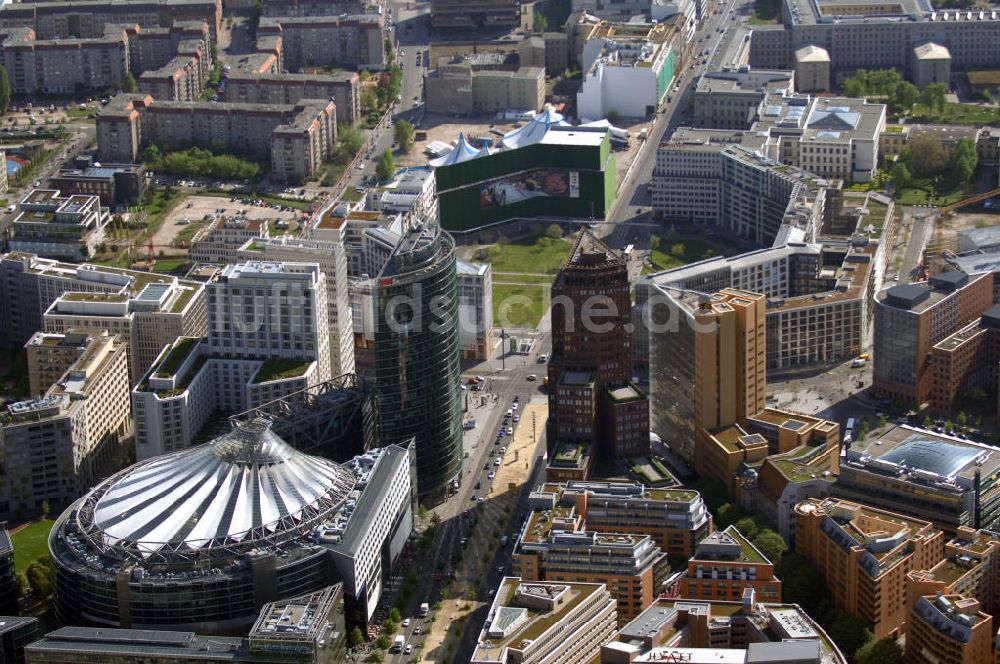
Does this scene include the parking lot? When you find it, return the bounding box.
[152,194,304,254]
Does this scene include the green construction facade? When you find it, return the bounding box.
[656,48,677,103]
[435,132,617,232]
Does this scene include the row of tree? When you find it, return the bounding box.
[889,135,978,189]
[142,144,261,180]
[841,69,948,114]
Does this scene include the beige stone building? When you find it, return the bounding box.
[425,60,544,115]
[257,15,387,71]
[0,0,221,39]
[0,331,130,518]
[224,71,360,126]
[25,329,99,397]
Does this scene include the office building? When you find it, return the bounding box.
[0,253,207,356]
[43,276,207,385]
[471,578,617,664]
[0,617,39,664]
[0,525,17,615]
[794,497,944,639]
[50,418,412,632]
[528,481,713,559]
[434,120,617,231]
[241,235,355,378]
[834,425,1000,534]
[26,585,346,663]
[97,94,337,182]
[747,0,1000,88]
[1,331,130,519]
[907,594,994,664]
[189,217,269,265]
[25,329,94,397]
[374,223,462,499]
[456,261,494,361]
[693,67,795,129]
[368,168,438,221]
[747,457,836,542]
[11,189,109,260]
[257,15,386,71]
[929,304,1000,414]
[601,594,847,664]
[0,0,222,39]
[646,288,765,469]
[679,526,781,603]
[425,58,544,116]
[430,0,520,29]
[576,21,678,119]
[873,271,994,406]
[132,261,332,459]
[907,527,1000,617]
[549,231,648,460]
[49,164,146,207]
[224,70,360,126]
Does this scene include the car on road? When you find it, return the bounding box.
[488,471,496,479]
[402,618,410,627]
[527,374,537,381]
[537,354,547,363]
[494,458,501,466]
[506,427,513,435]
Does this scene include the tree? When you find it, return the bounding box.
[367,651,384,663]
[247,0,262,41]
[855,637,904,664]
[376,149,395,181]
[122,73,138,93]
[533,12,548,32]
[922,415,932,428]
[919,82,948,113]
[375,633,391,650]
[0,64,9,115]
[385,37,395,65]
[951,136,978,185]
[859,416,870,440]
[349,626,365,648]
[545,224,563,239]
[945,420,954,434]
[361,88,378,113]
[877,414,887,430]
[715,502,748,528]
[892,80,919,111]
[389,607,402,623]
[826,612,873,659]
[752,529,787,564]
[338,123,364,156]
[956,411,968,428]
[394,119,415,153]
[41,500,50,518]
[909,134,950,177]
[889,161,911,189]
[606,110,620,125]
[26,561,53,597]
[734,517,760,540]
[16,571,29,597]
[143,144,162,163]
[650,234,661,251]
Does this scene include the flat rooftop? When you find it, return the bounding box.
[847,426,1000,481]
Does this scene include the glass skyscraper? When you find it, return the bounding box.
[374,222,462,498]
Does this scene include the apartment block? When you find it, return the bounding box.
[549,232,648,460]
[693,67,795,129]
[794,497,945,639]
[430,0,520,29]
[873,271,994,407]
[529,481,713,559]
[11,189,109,260]
[907,595,994,664]
[43,276,207,385]
[471,578,618,664]
[747,0,1000,86]
[679,526,782,603]
[928,304,1000,414]
[240,235,355,377]
[835,425,1000,534]
[425,59,544,115]
[0,332,130,518]
[97,93,337,182]
[25,330,95,397]
[748,457,836,542]
[0,253,207,358]
[189,217,268,265]
[456,261,493,362]
[224,70,360,126]
[601,594,848,664]
[257,15,386,71]
[907,527,1000,617]
[0,0,222,39]
[132,262,332,459]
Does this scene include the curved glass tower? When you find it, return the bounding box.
[374,222,462,498]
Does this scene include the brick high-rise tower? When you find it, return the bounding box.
[547,231,648,460]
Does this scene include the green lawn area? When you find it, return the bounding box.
[482,237,573,275]
[492,273,555,285]
[260,195,311,211]
[493,283,548,328]
[909,102,1000,126]
[340,188,364,203]
[895,178,969,206]
[647,237,734,272]
[12,519,54,575]
[153,257,190,274]
[747,12,778,24]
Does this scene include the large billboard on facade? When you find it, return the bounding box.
[479,169,580,208]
